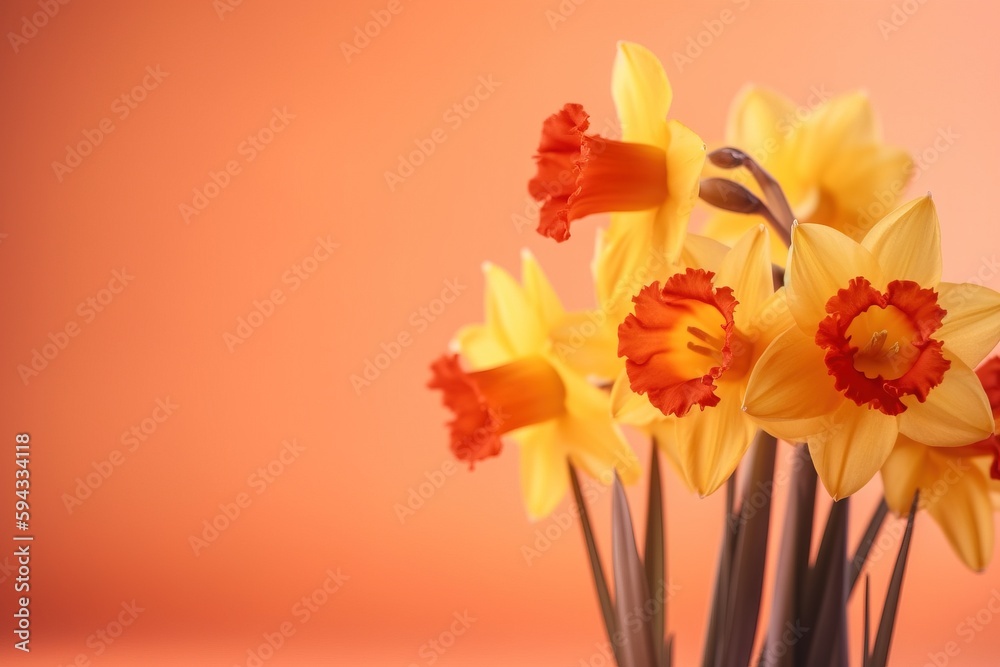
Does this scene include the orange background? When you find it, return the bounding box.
[2,0,999,665]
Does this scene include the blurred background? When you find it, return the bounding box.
[2,0,998,664]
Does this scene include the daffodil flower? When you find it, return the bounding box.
[744,196,1000,499]
[702,86,912,263]
[528,41,704,265]
[880,358,1000,571]
[428,251,640,519]
[550,224,731,384]
[613,225,790,495]
[881,440,994,571]
[971,356,1000,482]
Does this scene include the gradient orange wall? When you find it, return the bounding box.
[2,0,999,665]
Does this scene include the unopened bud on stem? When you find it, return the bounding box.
[698,177,792,247]
[707,147,796,239]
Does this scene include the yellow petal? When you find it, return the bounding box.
[795,92,878,165]
[716,224,773,328]
[516,422,568,520]
[673,382,757,496]
[882,438,995,570]
[560,414,642,487]
[753,414,839,445]
[743,328,842,423]
[656,119,705,262]
[879,435,925,515]
[813,144,913,242]
[935,281,1000,368]
[550,310,621,381]
[702,211,791,269]
[741,306,834,443]
[722,105,802,199]
[679,232,730,274]
[860,196,941,286]
[739,288,795,355]
[610,369,664,426]
[520,249,565,329]
[452,323,510,368]
[882,436,993,571]
[612,41,671,147]
[725,85,796,160]
[808,400,897,499]
[924,453,994,571]
[558,363,642,485]
[786,223,883,329]
[898,354,994,447]
[483,261,544,356]
[594,215,659,326]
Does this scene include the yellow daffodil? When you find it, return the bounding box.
[881,439,995,571]
[744,196,1000,499]
[428,250,640,519]
[881,357,1000,571]
[528,41,704,266]
[551,224,731,384]
[702,86,912,263]
[531,41,708,395]
[612,225,791,495]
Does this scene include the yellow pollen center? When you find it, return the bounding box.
[687,326,725,364]
[846,306,918,380]
[663,301,728,380]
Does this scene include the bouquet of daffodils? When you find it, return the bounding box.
[429,42,1000,667]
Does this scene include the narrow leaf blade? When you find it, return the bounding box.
[569,463,620,666]
[805,497,849,667]
[612,472,658,667]
[644,443,667,667]
[702,474,741,667]
[761,444,816,667]
[720,432,777,667]
[869,493,919,667]
[863,576,871,667]
[849,498,889,595]
[800,482,854,663]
